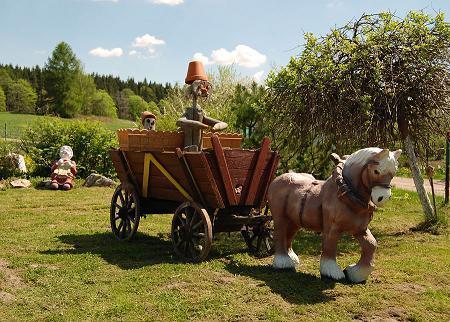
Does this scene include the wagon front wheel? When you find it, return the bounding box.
[110,184,141,241]
[171,202,212,262]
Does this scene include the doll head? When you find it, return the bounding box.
[59,146,73,160]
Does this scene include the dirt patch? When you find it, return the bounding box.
[0,259,24,288]
[161,281,189,290]
[353,307,408,321]
[389,283,426,294]
[0,291,16,304]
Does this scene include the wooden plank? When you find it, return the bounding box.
[121,151,142,195]
[150,187,186,202]
[244,138,270,205]
[258,152,280,208]
[211,135,237,206]
[147,153,194,202]
[198,153,225,208]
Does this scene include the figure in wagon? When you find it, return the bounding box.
[268,148,401,283]
[176,61,228,152]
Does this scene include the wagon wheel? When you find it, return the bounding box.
[242,219,274,258]
[110,184,141,241]
[171,202,212,262]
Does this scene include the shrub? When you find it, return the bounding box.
[21,118,118,178]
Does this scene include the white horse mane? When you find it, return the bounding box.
[344,147,398,174]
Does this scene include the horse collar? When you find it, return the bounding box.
[334,161,377,213]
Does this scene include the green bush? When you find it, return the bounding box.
[21,119,118,178]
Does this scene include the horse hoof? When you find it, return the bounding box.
[319,258,345,280]
[273,254,297,270]
[344,264,373,283]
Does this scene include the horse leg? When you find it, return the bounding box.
[286,222,300,266]
[272,211,296,270]
[344,229,377,283]
[320,227,345,280]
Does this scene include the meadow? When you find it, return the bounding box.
[0,186,448,321]
[0,112,134,139]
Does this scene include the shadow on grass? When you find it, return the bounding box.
[41,232,176,269]
[292,230,359,256]
[224,262,338,305]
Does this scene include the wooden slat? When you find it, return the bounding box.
[244,138,270,205]
[258,152,280,208]
[198,152,225,208]
[211,135,237,206]
[121,151,142,194]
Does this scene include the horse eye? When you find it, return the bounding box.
[374,170,380,175]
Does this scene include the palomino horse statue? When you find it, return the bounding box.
[268,148,401,283]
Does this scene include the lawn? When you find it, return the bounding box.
[0,186,448,321]
[0,112,134,139]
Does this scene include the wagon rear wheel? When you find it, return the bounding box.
[171,202,212,262]
[242,219,274,258]
[110,184,141,241]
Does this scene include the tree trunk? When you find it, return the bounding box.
[403,135,436,222]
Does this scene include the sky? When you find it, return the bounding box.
[0,0,449,85]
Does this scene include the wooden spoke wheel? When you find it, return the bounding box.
[110,184,141,241]
[241,219,274,258]
[171,202,212,262]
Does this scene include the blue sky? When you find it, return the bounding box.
[1,0,449,85]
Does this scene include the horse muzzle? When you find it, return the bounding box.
[371,185,392,207]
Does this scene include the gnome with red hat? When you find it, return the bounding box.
[176,61,228,151]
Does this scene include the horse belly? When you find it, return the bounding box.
[300,190,323,232]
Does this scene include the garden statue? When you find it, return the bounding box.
[176,61,228,152]
[50,145,77,191]
[141,111,156,130]
[268,147,401,283]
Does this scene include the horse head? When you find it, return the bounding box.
[343,148,402,207]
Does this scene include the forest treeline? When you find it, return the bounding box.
[0,42,172,120]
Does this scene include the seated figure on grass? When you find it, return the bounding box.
[176,61,227,152]
[50,146,77,191]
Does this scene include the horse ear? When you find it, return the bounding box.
[373,149,390,161]
[393,149,402,160]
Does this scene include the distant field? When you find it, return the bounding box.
[0,112,135,139]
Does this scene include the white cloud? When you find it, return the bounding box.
[193,52,212,65]
[193,45,266,68]
[131,34,165,57]
[151,0,183,5]
[252,70,264,83]
[89,47,123,58]
[129,50,138,56]
[132,34,165,48]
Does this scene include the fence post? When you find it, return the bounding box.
[445,131,450,204]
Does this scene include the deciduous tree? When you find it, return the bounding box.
[266,11,450,225]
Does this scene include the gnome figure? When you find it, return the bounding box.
[176,61,228,152]
[50,146,77,191]
[141,111,156,130]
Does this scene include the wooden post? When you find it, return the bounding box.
[445,131,450,204]
[211,134,237,206]
[244,137,270,205]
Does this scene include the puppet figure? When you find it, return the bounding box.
[176,61,228,152]
[50,145,77,191]
[141,111,157,130]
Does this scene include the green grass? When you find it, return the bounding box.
[0,187,448,321]
[0,112,134,139]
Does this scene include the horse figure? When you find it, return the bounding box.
[268,148,401,283]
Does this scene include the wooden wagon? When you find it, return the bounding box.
[110,129,279,262]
